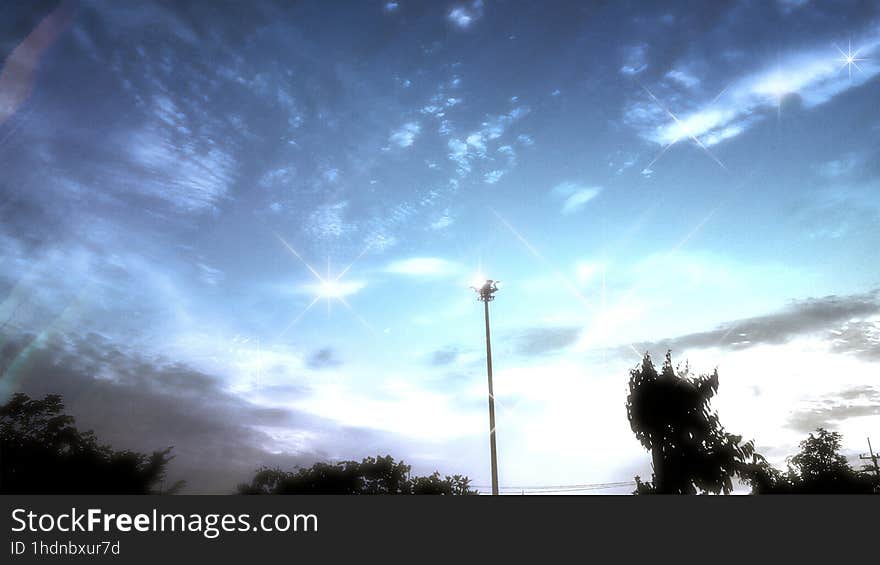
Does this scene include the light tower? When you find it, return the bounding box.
[472,279,500,495]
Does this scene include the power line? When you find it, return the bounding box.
[502,481,635,491]
[473,481,636,494]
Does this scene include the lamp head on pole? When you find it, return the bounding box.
[471,279,500,302]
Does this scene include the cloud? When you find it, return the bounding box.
[483,106,530,140]
[126,120,238,211]
[632,291,880,354]
[304,201,354,239]
[787,386,880,433]
[466,132,486,153]
[385,257,460,277]
[259,165,297,189]
[484,170,504,184]
[777,0,809,13]
[362,231,398,252]
[516,326,582,356]
[829,319,880,361]
[445,105,529,181]
[552,182,602,214]
[389,122,421,147]
[625,29,880,147]
[448,1,484,29]
[620,43,648,76]
[4,6,286,218]
[517,134,534,146]
[815,152,866,180]
[322,168,340,184]
[497,145,516,165]
[561,190,601,214]
[429,211,454,230]
[447,138,471,174]
[665,69,700,89]
[306,347,342,370]
[428,347,459,366]
[0,332,355,493]
[196,263,224,286]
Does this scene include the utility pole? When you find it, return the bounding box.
[473,279,500,495]
[859,437,880,483]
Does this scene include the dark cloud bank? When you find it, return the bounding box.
[0,332,396,493]
[633,290,880,357]
[512,291,880,361]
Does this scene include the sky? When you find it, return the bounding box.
[1,0,879,494]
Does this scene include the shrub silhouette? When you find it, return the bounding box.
[0,393,182,494]
[238,455,476,495]
[743,428,878,494]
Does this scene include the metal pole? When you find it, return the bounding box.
[484,298,499,496]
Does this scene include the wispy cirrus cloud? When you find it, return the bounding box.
[429,211,454,231]
[625,29,880,147]
[304,202,354,239]
[127,122,237,211]
[484,170,504,184]
[446,106,530,177]
[196,263,224,286]
[777,0,809,14]
[553,182,602,214]
[448,1,484,29]
[389,121,421,148]
[620,43,649,76]
[665,68,700,89]
[815,151,870,180]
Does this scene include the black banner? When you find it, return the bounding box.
[1,495,875,563]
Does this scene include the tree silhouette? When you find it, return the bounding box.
[626,351,755,494]
[237,455,476,495]
[743,428,877,494]
[0,393,182,494]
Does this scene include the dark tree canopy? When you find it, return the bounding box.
[237,455,476,495]
[743,428,878,494]
[0,393,181,494]
[626,351,755,494]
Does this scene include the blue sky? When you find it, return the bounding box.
[1,0,879,493]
